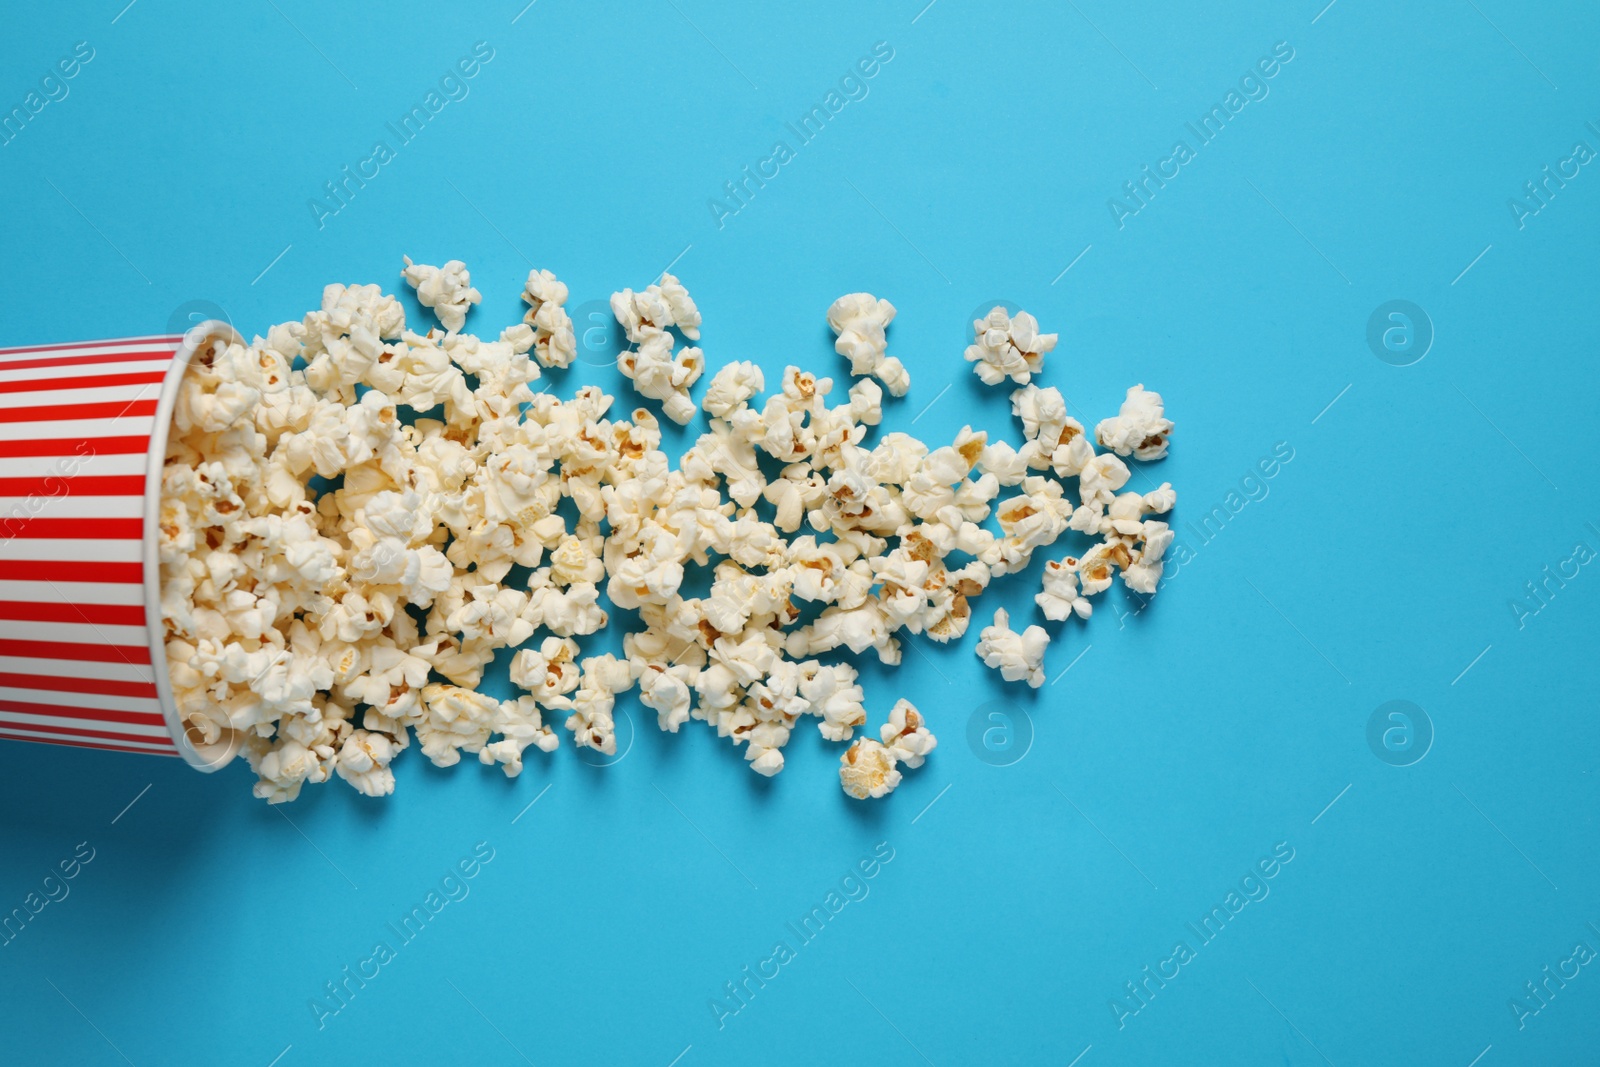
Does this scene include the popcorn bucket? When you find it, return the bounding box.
[0,324,243,771]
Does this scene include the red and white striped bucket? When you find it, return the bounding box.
[0,324,242,771]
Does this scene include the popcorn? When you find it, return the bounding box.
[525,571,608,636]
[565,653,635,754]
[518,268,578,368]
[992,476,1073,576]
[479,696,560,777]
[613,274,706,424]
[839,738,902,799]
[702,360,765,418]
[838,695,935,800]
[879,699,936,768]
[965,307,1057,386]
[509,637,583,702]
[1036,556,1093,621]
[619,335,704,425]
[827,293,909,397]
[979,440,1029,486]
[611,272,701,342]
[636,663,697,732]
[248,736,330,804]
[1122,521,1173,595]
[416,685,498,767]
[1077,453,1131,508]
[1143,483,1177,515]
[800,662,867,741]
[401,257,481,333]
[976,608,1050,687]
[335,730,399,797]
[1076,542,1129,597]
[1095,384,1172,461]
[743,659,809,776]
[1010,384,1069,457]
[162,268,1176,802]
[445,584,535,647]
[848,378,883,427]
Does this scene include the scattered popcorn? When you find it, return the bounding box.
[401,257,481,332]
[879,699,936,768]
[1122,521,1173,594]
[839,738,902,800]
[827,293,910,397]
[508,637,582,703]
[564,653,635,755]
[619,338,704,425]
[965,307,1057,386]
[335,730,399,798]
[479,696,560,778]
[838,696,937,800]
[702,360,765,418]
[976,608,1050,688]
[1095,384,1172,461]
[161,269,1176,803]
[516,268,577,368]
[613,273,706,424]
[1036,556,1092,621]
[611,271,701,342]
[416,684,499,767]
[801,662,866,742]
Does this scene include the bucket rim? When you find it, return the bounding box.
[144,321,246,773]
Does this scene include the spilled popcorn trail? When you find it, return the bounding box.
[160,261,1174,802]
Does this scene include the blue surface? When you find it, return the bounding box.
[3,1,1599,1064]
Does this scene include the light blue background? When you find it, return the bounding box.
[3,1,1598,1064]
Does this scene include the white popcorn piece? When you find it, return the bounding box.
[656,274,703,339]
[525,571,609,636]
[827,293,909,397]
[839,738,902,800]
[479,696,559,777]
[702,360,765,418]
[991,476,1073,576]
[637,662,698,732]
[801,661,867,742]
[335,729,399,797]
[611,271,701,342]
[1077,542,1131,597]
[249,735,332,804]
[401,257,482,333]
[1011,383,1068,451]
[565,653,636,754]
[848,378,883,427]
[879,699,936,768]
[1036,556,1093,621]
[619,336,704,425]
[741,661,808,777]
[509,636,583,702]
[316,282,406,340]
[416,685,498,766]
[976,607,1050,687]
[1095,384,1172,460]
[1122,521,1174,595]
[519,268,578,368]
[1143,482,1177,515]
[1077,453,1131,509]
[446,584,535,647]
[613,274,707,424]
[965,307,1058,386]
[978,440,1029,486]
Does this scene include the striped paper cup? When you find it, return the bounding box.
[0,323,243,771]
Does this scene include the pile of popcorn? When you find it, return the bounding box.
[158,262,1174,803]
